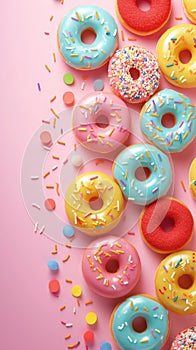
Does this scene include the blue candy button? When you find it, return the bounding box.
[100,342,112,350]
[63,225,75,238]
[47,260,59,271]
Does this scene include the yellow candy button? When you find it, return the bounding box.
[85,312,98,325]
[71,285,82,297]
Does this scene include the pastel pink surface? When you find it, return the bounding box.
[1,1,196,350]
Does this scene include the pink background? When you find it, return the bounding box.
[1,0,196,349]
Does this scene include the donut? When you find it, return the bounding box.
[57,5,118,70]
[170,326,196,349]
[182,0,196,24]
[65,172,124,236]
[189,158,196,199]
[72,92,130,153]
[82,236,141,298]
[155,250,196,314]
[140,89,196,153]
[156,24,196,88]
[108,46,161,104]
[115,0,172,36]
[139,197,194,254]
[112,144,172,205]
[110,294,170,350]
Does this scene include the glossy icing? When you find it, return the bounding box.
[72,92,131,153]
[140,89,196,153]
[189,158,196,199]
[182,0,196,24]
[155,251,196,314]
[82,236,141,298]
[110,295,169,350]
[57,5,118,70]
[65,172,124,236]
[156,24,196,88]
[113,144,172,205]
[108,46,160,104]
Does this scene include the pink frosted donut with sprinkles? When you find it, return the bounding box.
[82,235,141,298]
[170,326,196,350]
[72,92,131,153]
[108,46,161,104]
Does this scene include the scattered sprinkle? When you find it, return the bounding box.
[45,64,51,73]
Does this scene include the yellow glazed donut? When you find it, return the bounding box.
[65,172,124,236]
[182,0,196,24]
[156,24,196,88]
[189,158,196,199]
[155,250,196,314]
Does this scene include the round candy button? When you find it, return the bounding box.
[63,91,75,106]
[47,260,59,271]
[85,312,98,325]
[100,342,112,350]
[83,330,94,343]
[44,198,56,211]
[48,279,60,294]
[71,285,82,297]
[63,225,75,238]
[40,131,52,146]
[63,73,74,85]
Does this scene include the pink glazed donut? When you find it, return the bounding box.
[82,235,141,298]
[72,92,130,153]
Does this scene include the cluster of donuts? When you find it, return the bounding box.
[56,2,196,349]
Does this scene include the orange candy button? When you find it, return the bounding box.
[48,279,60,294]
[63,91,75,107]
[44,198,56,211]
[83,330,94,343]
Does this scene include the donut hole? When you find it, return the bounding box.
[129,67,140,80]
[178,274,194,289]
[105,259,119,273]
[135,167,151,182]
[81,28,97,45]
[161,113,176,128]
[160,216,175,232]
[89,196,103,210]
[136,0,151,12]
[179,50,192,64]
[96,115,110,128]
[132,317,147,333]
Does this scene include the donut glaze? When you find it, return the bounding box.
[108,46,160,104]
[155,251,196,314]
[156,24,196,88]
[140,197,194,254]
[189,158,196,199]
[72,92,130,153]
[110,295,169,350]
[82,236,141,298]
[65,172,124,236]
[182,0,196,24]
[115,0,171,35]
[170,326,196,349]
[140,89,196,153]
[57,5,118,70]
[113,144,172,205]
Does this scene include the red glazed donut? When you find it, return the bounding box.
[140,197,194,253]
[115,0,172,36]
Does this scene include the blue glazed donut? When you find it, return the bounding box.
[112,144,172,205]
[140,89,196,153]
[57,5,118,70]
[110,295,169,350]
